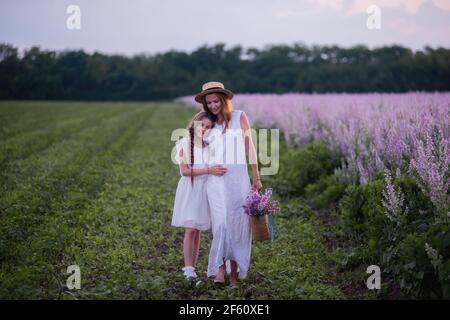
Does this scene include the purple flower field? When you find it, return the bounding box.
[177,93,450,213]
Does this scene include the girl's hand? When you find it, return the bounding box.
[252,177,262,192]
[209,165,227,176]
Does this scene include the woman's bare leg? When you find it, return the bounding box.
[215,261,226,283]
[230,260,238,287]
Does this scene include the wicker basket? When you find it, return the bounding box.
[250,215,270,241]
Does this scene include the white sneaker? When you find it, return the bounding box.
[182,266,197,279]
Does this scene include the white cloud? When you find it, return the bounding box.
[387,18,419,36]
[347,0,427,15]
[307,0,344,10]
[308,0,450,14]
[274,10,304,18]
[432,0,450,11]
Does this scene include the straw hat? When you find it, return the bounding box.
[194,81,234,103]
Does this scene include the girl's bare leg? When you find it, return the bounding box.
[192,230,201,266]
[183,228,197,267]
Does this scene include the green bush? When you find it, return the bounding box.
[271,141,341,197]
[262,132,448,299]
[338,177,385,244]
[337,170,449,299]
[393,225,449,299]
[422,223,450,298]
[304,174,347,209]
[396,174,435,230]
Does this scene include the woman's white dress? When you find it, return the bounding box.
[171,136,211,231]
[206,110,252,279]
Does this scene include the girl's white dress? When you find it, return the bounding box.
[171,136,211,231]
[206,110,252,279]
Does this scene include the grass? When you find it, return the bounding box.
[0,100,360,299]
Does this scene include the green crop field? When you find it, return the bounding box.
[0,101,356,299]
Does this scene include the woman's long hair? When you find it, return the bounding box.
[187,111,217,186]
[201,92,233,134]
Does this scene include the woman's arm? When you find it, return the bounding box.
[240,111,263,191]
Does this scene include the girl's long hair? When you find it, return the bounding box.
[187,111,217,186]
[201,92,233,134]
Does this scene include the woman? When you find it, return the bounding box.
[194,81,262,287]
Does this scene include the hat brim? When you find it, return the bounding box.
[195,88,234,103]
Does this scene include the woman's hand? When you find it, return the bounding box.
[209,165,227,176]
[252,177,262,192]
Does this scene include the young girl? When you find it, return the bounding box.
[171,111,227,279]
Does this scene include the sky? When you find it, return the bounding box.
[1,0,449,56]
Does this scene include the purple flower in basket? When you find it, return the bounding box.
[243,188,280,216]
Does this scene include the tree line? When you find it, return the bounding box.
[0,42,449,101]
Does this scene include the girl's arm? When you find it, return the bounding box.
[180,163,209,177]
[240,111,263,191]
[178,148,226,177]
